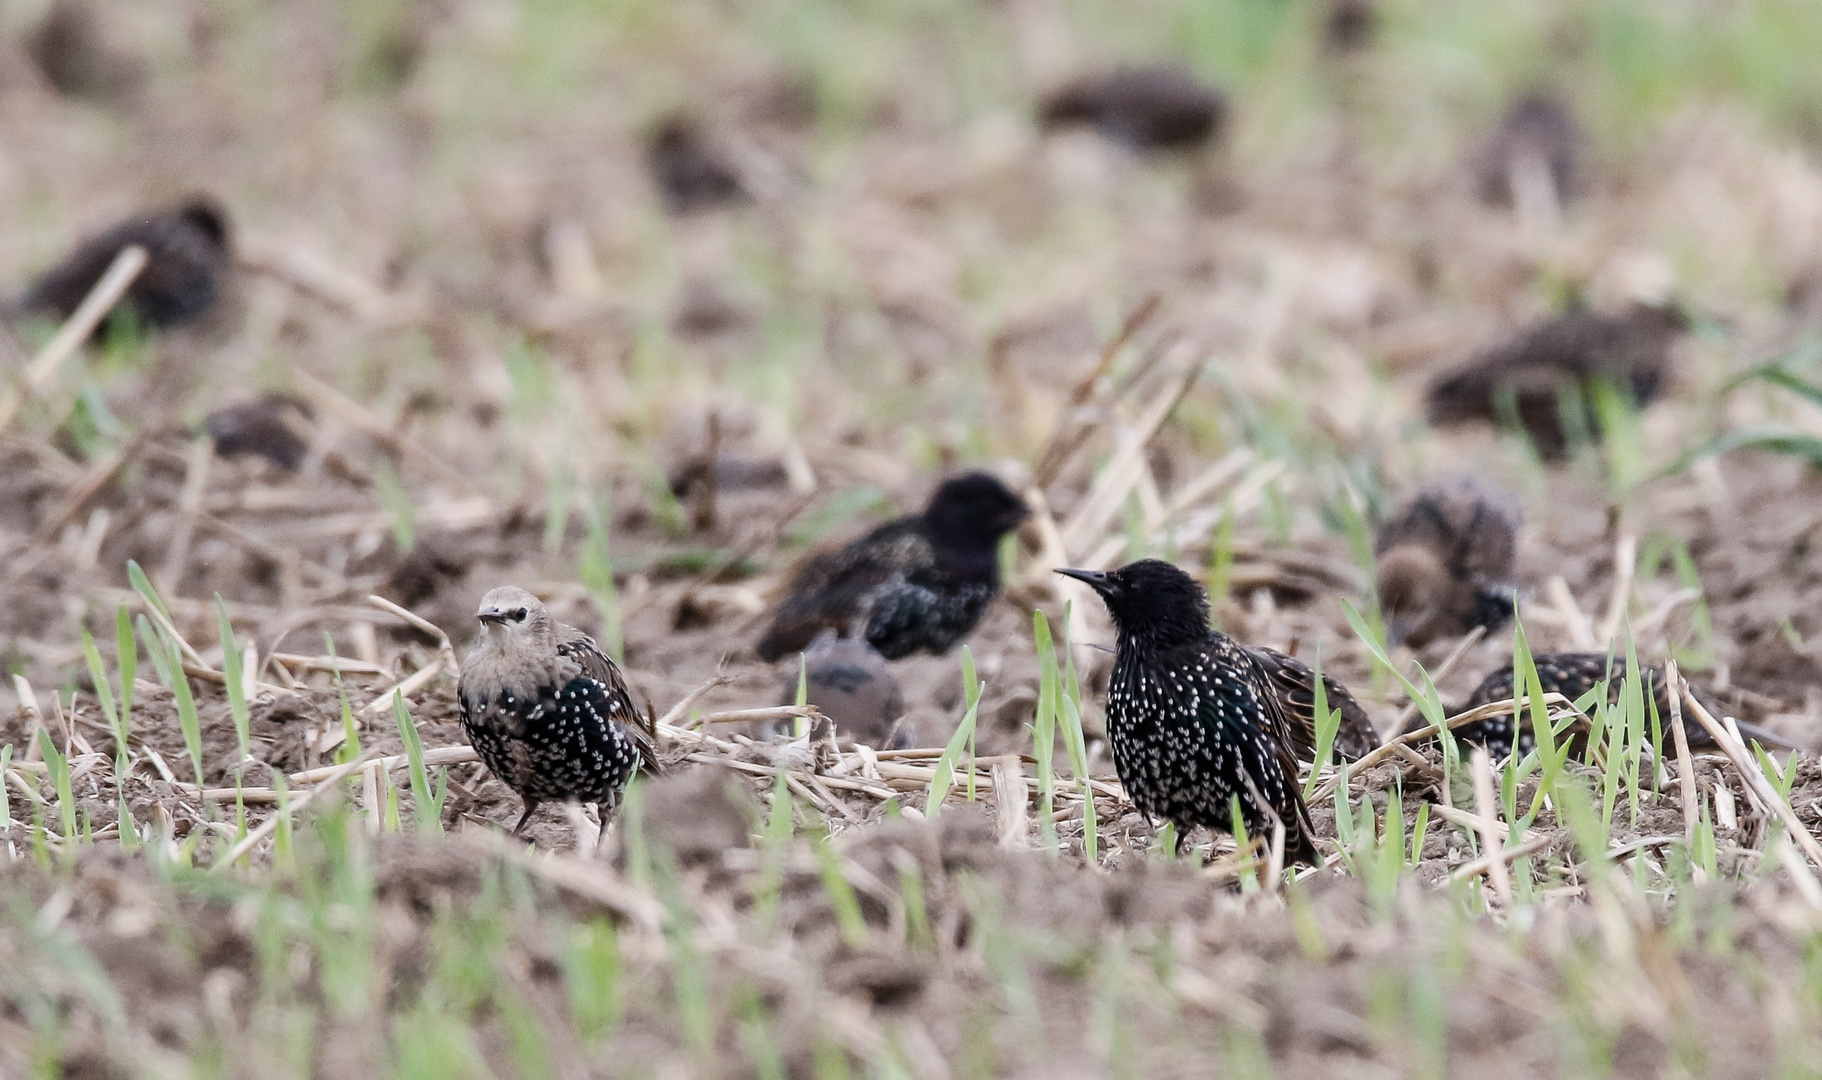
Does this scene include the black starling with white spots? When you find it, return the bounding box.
[1426,303,1689,457]
[1039,67,1226,152]
[1374,476,1521,647]
[18,197,231,334]
[1245,645,1379,761]
[458,586,659,835]
[1402,652,1796,759]
[756,472,1029,662]
[1058,560,1321,865]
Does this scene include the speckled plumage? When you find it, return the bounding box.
[19,198,230,333]
[1060,560,1320,866]
[1245,645,1379,761]
[1375,476,1521,647]
[1403,652,1795,760]
[756,472,1028,662]
[458,586,657,833]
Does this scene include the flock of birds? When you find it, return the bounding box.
[5,5,1778,862]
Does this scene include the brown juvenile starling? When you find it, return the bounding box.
[18,197,231,334]
[458,586,659,834]
[1246,645,1379,761]
[777,630,908,749]
[205,393,314,471]
[756,472,1029,662]
[1426,302,1688,457]
[1474,94,1580,210]
[1374,476,1521,648]
[1058,560,1321,865]
[646,116,747,214]
[1039,66,1226,152]
[1406,652,1796,759]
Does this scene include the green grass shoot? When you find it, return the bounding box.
[217,596,251,765]
[392,695,443,836]
[40,727,78,848]
[1031,609,1060,853]
[1302,646,1340,800]
[167,638,205,788]
[325,634,362,764]
[926,646,982,818]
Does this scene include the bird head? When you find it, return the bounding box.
[474,586,554,649]
[922,472,1030,550]
[1055,559,1210,646]
[1374,545,1453,647]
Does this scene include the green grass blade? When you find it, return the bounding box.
[114,604,135,744]
[1032,610,1059,853]
[40,727,78,847]
[1059,694,1098,865]
[1303,647,1339,799]
[926,672,982,819]
[125,559,172,622]
[217,596,251,764]
[326,633,362,764]
[393,694,442,836]
[137,614,172,688]
[168,641,205,788]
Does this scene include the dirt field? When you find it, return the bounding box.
[5,0,1822,1076]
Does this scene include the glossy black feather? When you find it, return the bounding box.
[1062,560,1320,865]
[20,198,230,333]
[1245,646,1379,761]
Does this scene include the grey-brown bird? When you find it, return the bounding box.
[777,630,908,749]
[1245,645,1379,761]
[1425,303,1689,457]
[1375,477,1521,648]
[1474,94,1580,210]
[1039,66,1226,152]
[457,586,659,835]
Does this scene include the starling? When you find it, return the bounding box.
[1374,476,1521,647]
[458,586,659,834]
[1058,560,1321,865]
[777,630,908,749]
[1426,303,1688,458]
[1039,66,1226,152]
[18,197,231,334]
[1473,94,1580,210]
[646,116,747,213]
[206,393,314,470]
[1405,652,1797,759]
[26,0,144,103]
[755,472,1029,662]
[1246,645,1379,761]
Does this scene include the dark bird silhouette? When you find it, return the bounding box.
[458,587,659,835]
[756,472,1029,662]
[206,394,314,471]
[1058,560,1321,865]
[1324,0,1377,50]
[1402,652,1797,760]
[1425,302,1689,457]
[778,630,908,748]
[1039,66,1226,152]
[1375,476,1521,648]
[646,116,747,213]
[18,197,231,334]
[26,0,143,103]
[1474,94,1580,210]
[1246,645,1379,761]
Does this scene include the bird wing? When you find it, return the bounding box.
[756,524,932,660]
[1218,641,1321,865]
[556,631,662,775]
[1246,646,1379,761]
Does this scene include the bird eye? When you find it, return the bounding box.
[511,608,528,622]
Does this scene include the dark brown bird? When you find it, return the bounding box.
[1474,94,1580,210]
[206,394,314,471]
[1246,645,1379,761]
[646,116,747,213]
[1403,652,1796,759]
[777,630,908,749]
[18,197,231,334]
[1425,302,1689,457]
[756,472,1029,662]
[1039,66,1226,151]
[1375,476,1520,648]
[1059,560,1321,865]
[26,0,143,103]
[1324,0,1377,50]
[458,587,660,835]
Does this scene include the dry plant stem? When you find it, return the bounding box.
[1680,682,1822,871]
[160,438,213,596]
[1390,624,1488,732]
[36,438,141,541]
[1597,533,1638,644]
[993,756,1028,849]
[358,660,444,719]
[0,244,148,434]
[1545,576,1597,648]
[13,675,44,764]
[1664,660,1701,855]
[1469,748,1513,906]
[366,594,461,678]
[1309,693,1578,804]
[657,673,739,729]
[1032,294,1161,487]
[1449,834,1553,886]
[1058,354,1205,554]
[1773,834,1822,910]
[291,370,484,498]
[212,752,378,870]
[698,705,821,726]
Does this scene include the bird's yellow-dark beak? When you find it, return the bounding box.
[1054,567,1110,591]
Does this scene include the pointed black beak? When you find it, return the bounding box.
[1054,567,1111,592]
[477,609,508,625]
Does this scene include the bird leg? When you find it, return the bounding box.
[511,800,541,836]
